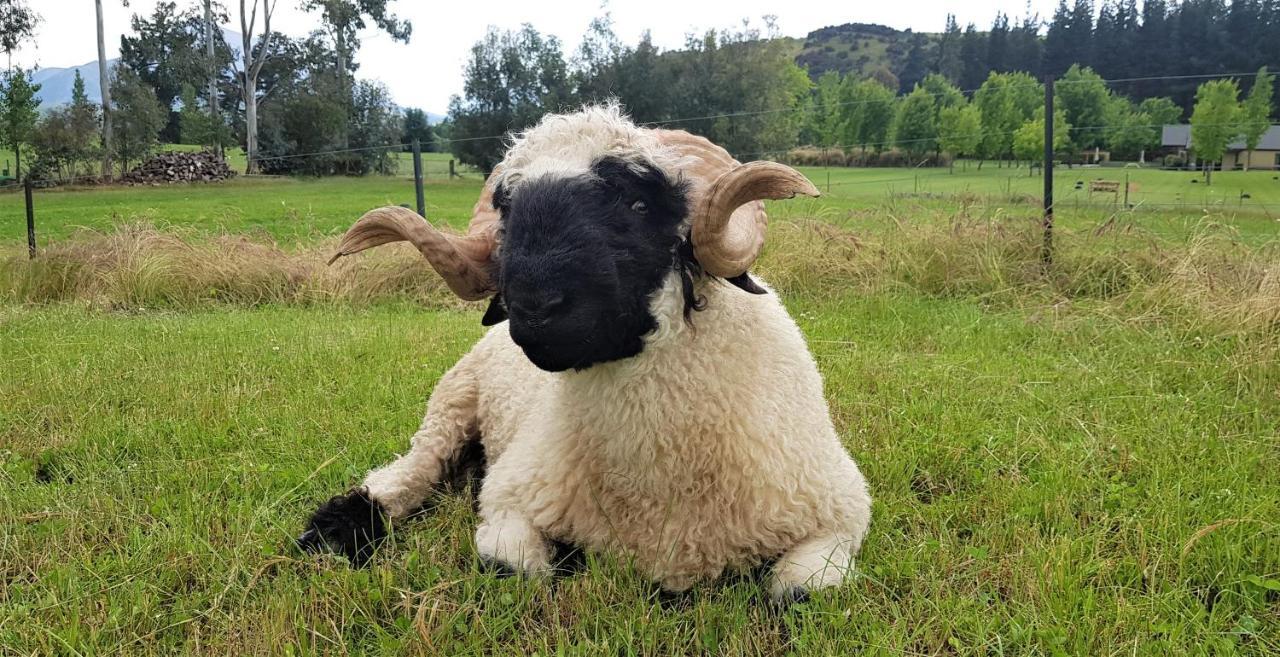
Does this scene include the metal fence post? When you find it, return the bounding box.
[1042,74,1055,268]
[412,139,425,217]
[25,176,36,259]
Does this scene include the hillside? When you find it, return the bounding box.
[793,22,938,84]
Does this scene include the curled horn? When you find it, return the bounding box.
[690,161,820,278]
[329,206,496,301]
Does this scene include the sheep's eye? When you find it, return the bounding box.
[630,200,648,215]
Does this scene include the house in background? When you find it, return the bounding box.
[1161,124,1280,170]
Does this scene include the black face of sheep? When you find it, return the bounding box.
[482,156,694,372]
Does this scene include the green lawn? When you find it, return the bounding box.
[1,168,1278,654]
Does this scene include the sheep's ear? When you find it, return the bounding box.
[481,294,508,326]
[726,272,767,295]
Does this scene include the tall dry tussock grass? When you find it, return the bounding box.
[2,216,1277,336]
[757,214,1279,337]
[0,223,467,310]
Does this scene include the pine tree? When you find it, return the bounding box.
[0,68,42,179]
[935,15,964,84]
[986,13,1010,73]
[1043,1,1074,76]
[958,24,987,90]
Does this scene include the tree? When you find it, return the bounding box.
[110,67,167,170]
[119,1,234,141]
[402,107,433,150]
[839,78,896,154]
[1240,67,1274,171]
[1139,96,1182,126]
[660,19,809,157]
[934,14,963,84]
[1042,1,1073,76]
[0,0,39,62]
[1104,97,1154,161]
[937,103,982,170]
[33,70,102,181]
[95,0,114,179]
[891,87,937,159]
[447,24,572,171]
[958,23,987,90]
[898,33,930,92]
[1189,79,1242,184]
[302,0,411,144]
[802,71,844,147]
[178,83,229,147]
[348,79,402,174]
[0,68,40,179]
[986,13,1010,73]
[571,13,624,104]
[974,71,1043,166]
[238,0,278,173]
[1012,107,1070,173]
[1056,64,1111,149]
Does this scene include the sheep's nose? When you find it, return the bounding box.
[507,291,568,325]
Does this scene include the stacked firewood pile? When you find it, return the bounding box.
[122,151,236,184]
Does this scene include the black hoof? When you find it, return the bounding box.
[550,541,586,577]
[773,586,811,606]
[478,555,517,578]
[297,488,387,568]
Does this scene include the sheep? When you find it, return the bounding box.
[298,104,872,602]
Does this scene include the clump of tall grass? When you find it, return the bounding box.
[0,223,466,310]
[2,215,1277,337]
[757,212,1279,337]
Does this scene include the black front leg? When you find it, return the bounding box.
[297,488,388,567]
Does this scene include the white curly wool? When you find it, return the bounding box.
[360,108,872,599]
[492,102,688,191]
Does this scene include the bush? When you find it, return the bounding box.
[785,147,952,168]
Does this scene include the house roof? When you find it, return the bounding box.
[1162,124,1280,151]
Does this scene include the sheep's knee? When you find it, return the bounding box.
[363,376,479,519]
[768,534,856,602]
[475,512,553,576]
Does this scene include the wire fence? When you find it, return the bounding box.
[7,68,1280,258]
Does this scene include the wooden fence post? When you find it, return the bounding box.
[25,176,36,259]
[412,139,425,217]
[1042,74,1055,268]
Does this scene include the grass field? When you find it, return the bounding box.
[1,166,1278,654]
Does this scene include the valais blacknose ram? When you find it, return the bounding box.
[298,105,872,602]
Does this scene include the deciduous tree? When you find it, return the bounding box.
[1189,78,1242,184]
[1240,66,1274,171]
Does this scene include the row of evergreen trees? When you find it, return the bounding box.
[906,0,1280,108]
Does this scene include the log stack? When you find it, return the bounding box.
[122,151,236,184]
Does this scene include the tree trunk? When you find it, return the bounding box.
[335,28,349,149]
[204,0,218,149]
[1244,149,1252,172]
[96,0,113,181]
[245,90,258,174]
[14,143,21,180]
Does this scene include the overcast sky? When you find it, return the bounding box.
[16,0,1062,114]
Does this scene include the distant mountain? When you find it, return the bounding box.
[33,25,449,121]
[32,61,107,110]
[34,27,243,111]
